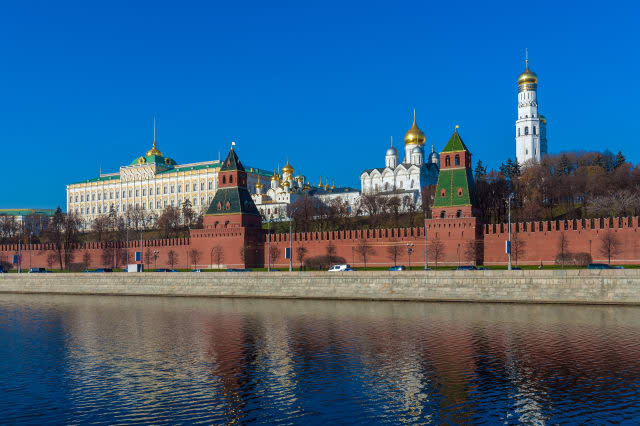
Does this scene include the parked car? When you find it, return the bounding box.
[511,267,522,270]
[28,267,48,273]
[192,269,203,272]
[328,264,352,272]
[389,265,406,271]
[613,265,625,269]
[94,268,113,273]
[455,265,477,271]
[226,268,251,272]
[167,269,179,272]
[477,266,488,270]
[0,266,7,273]
[588,263,612,270]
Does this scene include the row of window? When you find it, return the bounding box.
[70,182,215,203]
[370,180,416,192]
[517,126,537,137]
[444,154,461,167]
[73,196,213,215]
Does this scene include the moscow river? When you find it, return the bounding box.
[1,295,640,424]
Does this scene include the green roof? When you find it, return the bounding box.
[0,208,56,217]
[129,154,177,166]
[441,130,469,153]
[205,187,261,216]
[220,148,245,172]
[432,168,476,208]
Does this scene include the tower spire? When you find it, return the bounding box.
[413,108,416,124]
[525,48,529,69]
[390,136,393,147]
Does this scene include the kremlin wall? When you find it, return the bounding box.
[2,140,640,270]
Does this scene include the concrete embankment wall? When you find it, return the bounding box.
[1,270,640,305]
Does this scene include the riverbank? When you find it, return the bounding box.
[1,270,640,305]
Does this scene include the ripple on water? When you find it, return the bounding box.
[0,295,639,423]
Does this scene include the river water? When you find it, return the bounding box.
[1,295,639,424]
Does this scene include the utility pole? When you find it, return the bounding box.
[507,193,514,271]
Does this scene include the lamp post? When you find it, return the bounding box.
[267,218,272,272]
[288,207,299,272]
[407,242,414,270]
[424,225,429,270]
[507,193,514,271]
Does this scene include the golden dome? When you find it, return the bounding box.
[517,59,538,85]
[317,177,323,188]
[404,111,426,145]
[282,180,290,187]
[255,178,263,189]
[146,140,163,157]
[270,172,280,181]
[282,160,294,174]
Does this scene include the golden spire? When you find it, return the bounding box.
[404,109,426,146]
[318,177,323,188]
[145,116,163,157]
[517,48,538,85]
[255,176,263,189]
[331,180,335,190]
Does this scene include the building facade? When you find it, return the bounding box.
[252,161,360,221]
[66,139,271,228]
[515,54,548,164]
[360,113,439,204]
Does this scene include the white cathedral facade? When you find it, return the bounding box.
[360,113,439,203]
[515,55,548,164]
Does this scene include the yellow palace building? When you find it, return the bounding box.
[66,138,271,228]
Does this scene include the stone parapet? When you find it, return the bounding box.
[1,270,640,305]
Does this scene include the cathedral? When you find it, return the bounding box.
[515,53,548,164]
[360,112,440,202]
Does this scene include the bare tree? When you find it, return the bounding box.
[182,199,196,234]
[326,241,337,266]
[46,252,57,269]
[463,240,479,265]
[211,245,224,269]
[92,215,111,242]
[45,207,82,270]
[167,250,178,268]
[354,239,376,270]
[430,236,445,269]
[386,241,401,266]
[238,246,252,267]
[144,248,153,266]
[188,248,202,269]
[157,206,182,239]
[296,245,308,271]
[511,232,526,266]
[599,230,621,264]
[557,232,570,269]
[82,251,91,270]
[269,246,281,266]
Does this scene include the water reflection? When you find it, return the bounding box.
[0,295,639,423]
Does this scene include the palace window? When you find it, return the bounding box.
[135,203,139,209]
[135,189,139,197]
[97,193,101,200]
[157,186,160,194]
[193,183,197,191]
[208,181,213,190]
[129,190,132,197]
[201,182,205,190]
[92,194,95,201]
[201,197,205,206]
[178,185,181,193]
[525,126,529,135]
[91,207,95,214]
[110,192,113,199]
[170,185,175,194]
[142,189,146,196]
[115,192,119,199]
[163,200,167,208]
[163,186,167,194]
[157,201,161,209]
[149,187,153,195]
[143,202,146,209]
[208,196,212,203]
[81,195,84,202]
[455,155,460,166]
[75,196,78,202]
[69,196,72,203]
[185,184,189,192]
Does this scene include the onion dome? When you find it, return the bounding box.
[282,160,294,175]
[282,180,290,187]
[255,177,263,189]
[404,111,426,146]
[386,146,398,156]
[317,177,323,188]
[518,58,538,85]
[270,172,280,181]
[146,140,163,157]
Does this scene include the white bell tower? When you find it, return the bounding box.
[515,50,547,164]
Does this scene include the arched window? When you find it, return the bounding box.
[456,210,462,218]
[222,176,226,184]
[229,175,233,183]
[440,189,446,197]
[410,180,414,188]
[445,156,451,167]
[457,188,463,197]
[455,155,460,166]
[533,125,537,135]
[525,126,529,135]
[384,182,389,190]
[440,211,446,218]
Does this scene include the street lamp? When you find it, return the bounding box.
[407,242,414,270]
[267,218,272,272]
[288,207,299,272]
[507,193,514,271]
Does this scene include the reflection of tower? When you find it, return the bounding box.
[515,50,548,164]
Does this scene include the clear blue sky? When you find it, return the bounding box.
[1,0,638,209]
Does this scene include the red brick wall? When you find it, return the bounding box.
[3,216,639,270]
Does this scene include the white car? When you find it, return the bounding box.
[328,264,352,272]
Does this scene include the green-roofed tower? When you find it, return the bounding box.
[432,127,478,219]
[203,145,262,228]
